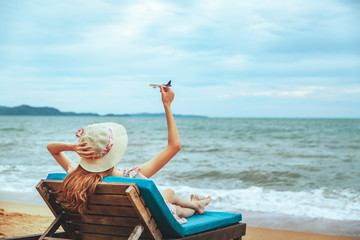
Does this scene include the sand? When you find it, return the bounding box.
[0,201,359,240]
[0,201,54,239]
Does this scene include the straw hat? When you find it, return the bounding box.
[75,122,128,172]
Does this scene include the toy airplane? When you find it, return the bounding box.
[149,80,172,88]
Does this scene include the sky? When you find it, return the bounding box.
[0,0,359,118]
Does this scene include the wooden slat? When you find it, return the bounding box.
[93,182,136,194]
[165,223,246,240]
[71,222,135,236]
[89,194,132,205]
[66,213,139,227]
[3,232,68,240]
[43,180,135,194]
[77,232,129,240]
[56,194,132,206]
[43,238,71,240]
[69,222,153,239]
[126,186,162,240]
[64,204,138,217]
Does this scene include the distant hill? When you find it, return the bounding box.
[0,105,207,118]
[0,105,99,116]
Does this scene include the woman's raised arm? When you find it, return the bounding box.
[140,86,181,178]
[47,142,94,172]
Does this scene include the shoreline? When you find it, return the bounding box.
[0,201,359,240]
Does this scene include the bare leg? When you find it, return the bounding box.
[174,205,196,218]
[161,188,211,215]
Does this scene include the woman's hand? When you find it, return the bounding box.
[74,142,95,159]
[160,86,174,106]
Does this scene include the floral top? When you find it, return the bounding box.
[121,166,147,179]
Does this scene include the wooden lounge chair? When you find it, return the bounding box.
[11,173,246,240]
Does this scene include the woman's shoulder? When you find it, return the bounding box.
[111,167,124,177]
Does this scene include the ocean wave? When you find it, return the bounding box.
[157,185,360,221]
[0,165,20,173]
[179,170,241,179]
[164,169,304,189]
[181,146,223,153]
[237,170,302,186]
[0,127,26,132]
[0,164,63,192]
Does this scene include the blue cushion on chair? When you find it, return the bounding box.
[183,211,243,236]
[46,173,242,238]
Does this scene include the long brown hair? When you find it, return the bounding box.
[57,165,114,214]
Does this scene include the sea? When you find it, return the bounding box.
[0,116,359,237]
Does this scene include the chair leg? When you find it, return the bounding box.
[39,213,66,240]
[128,223,144,240]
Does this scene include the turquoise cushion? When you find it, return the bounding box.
[46,173,242,238]
[183,211,243,236]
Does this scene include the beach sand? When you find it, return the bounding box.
[0,201,359,240]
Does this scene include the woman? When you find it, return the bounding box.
[47,86,211,224]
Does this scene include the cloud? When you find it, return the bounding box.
[0,0,359,117]
[342,88,360,94]
[215,85,324,99]
[214,83,360,102]
[252,86,324,98]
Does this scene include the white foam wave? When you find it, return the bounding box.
[157,185,360,221]
[0,164,63,192]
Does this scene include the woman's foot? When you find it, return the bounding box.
[190,194,200,201]
[190,195,211,215]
